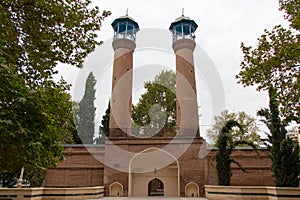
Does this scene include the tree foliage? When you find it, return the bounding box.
[0,0,111,70]
[132,70,176,137]
[0,65,74,173]
[237,25,299,123]
[279,0,300,30]
[76,72,96,144]
[206,110,261,146]
[70,101,82,144]
[101,101,110,136]
[95,101,110,144]
[215,120,258,186]
[277,138,299,187]
[0,0,110,183]
[237,1,300,187]
[258,86,299,187]
[237,1,299,123]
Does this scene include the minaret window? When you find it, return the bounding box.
[169,15,198,42]
[112,14,139,41]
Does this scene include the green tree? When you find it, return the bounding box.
[0,0,110,184]
[0,0,111,70]
[279,0,300,30]
[132,70,176,137]
[237,0,299,187]
[70,101,82,144]
[0,67,74,170]
[278,138,299,187]
[258,86,299,187]
[101,101,110,136]
[95,101,110,144]
[215,120,258,186]
[76,72,96,144]
[236,25,299,123]
[0,67,75,184]
[236,0,299,123]
[206,110,261,146]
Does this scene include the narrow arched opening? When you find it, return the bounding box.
[109,182,123,197]
[185,182,199,197]
[148,178,164,196]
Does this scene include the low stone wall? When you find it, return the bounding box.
[0,186,104,200]
[205,185,300,200]
[0,188,43,200]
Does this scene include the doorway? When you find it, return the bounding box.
[185,182,199,197]
[109,182,123,197]
[148,178,164,196]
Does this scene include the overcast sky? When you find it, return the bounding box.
[56,0,288,139]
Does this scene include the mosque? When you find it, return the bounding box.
[44,13,273,197]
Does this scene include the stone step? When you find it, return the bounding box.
[92,197,208,200]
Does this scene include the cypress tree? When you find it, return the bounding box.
[100,101,110,137]
[76,72,96,144]
[95,101,110,144]
[258,86,299,187]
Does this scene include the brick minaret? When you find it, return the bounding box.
[169,14,200,137]
[109,14,139,137]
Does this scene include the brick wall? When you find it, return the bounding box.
[44,145,105,187]
[44,143,274,197]
[205,147,274,186]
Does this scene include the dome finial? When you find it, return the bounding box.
[126,8,129,16]
[182,8,184,16]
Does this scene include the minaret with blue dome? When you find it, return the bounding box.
[169,10,200,137]
[111,10,139,42]
[109,11,139,137]
[169,9,198,42]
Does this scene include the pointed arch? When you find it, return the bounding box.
[109,182,123,197]
[185,182,199,197]
[148,178,164,196]
[128,147,180,196]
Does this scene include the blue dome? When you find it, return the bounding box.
[169,15,198,41]
[112,15,139,41]
[112,15,139,32]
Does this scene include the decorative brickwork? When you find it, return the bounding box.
[44,143,274,197]
[109,38,135,137]
[173,39,199,137]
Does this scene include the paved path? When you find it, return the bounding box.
[95,198,208,200]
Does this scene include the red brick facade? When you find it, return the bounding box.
[109,38,135,137]
[44,142,274,197]
[45,146,104,187]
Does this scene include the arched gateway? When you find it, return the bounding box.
[128,147,179,196]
